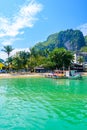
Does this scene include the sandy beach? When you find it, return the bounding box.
[0,73,44,79]
[0,72,87,79]
[79,72,87,76]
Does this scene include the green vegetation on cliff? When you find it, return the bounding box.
[80,46,87,52]
[84,35,87,45]
[33,29,85,52]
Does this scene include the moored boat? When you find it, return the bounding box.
[45,70,82,80]
[66,70,82,79]
[45,70,66,79]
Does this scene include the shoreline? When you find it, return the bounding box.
[79,72,87,76]
[0,72,87,79]
[0,73,43,79]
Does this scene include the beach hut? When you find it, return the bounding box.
[34,67,46,73]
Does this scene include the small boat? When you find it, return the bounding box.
[45,70,67,79]
[68,73,82,79]
[66,70,82,80]
[45,73,54,78]
[45,70,82,80]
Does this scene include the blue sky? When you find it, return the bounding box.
[0,0,87,59]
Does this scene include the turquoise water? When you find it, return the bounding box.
[0,77,87,130]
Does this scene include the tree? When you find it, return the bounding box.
[6,56,13,70]
[2,45,14,58]
[12,56,22,71]
[80,46,87,52]
[30,47,38,57]
[27,56,37,71]
[49,48,74,69]
[17,51,30,69]
[2,45,14,70]
[77,56,84,64]
[12,51,30,71]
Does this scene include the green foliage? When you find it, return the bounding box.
[2,45,14,70]
[2,45,14,57]
[33,29,85,52]
[27,56,38,71]
[30,47,50,57]
[80,46,87,52]
[43,60,55,70]
[17,51,30,67]
[84,36,87,45]
[77,56,84,64]
[12,56,22,70]
[12,51,30,70]
[49,48,74,69]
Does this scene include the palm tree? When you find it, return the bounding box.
[11,51,30,71]
[2,45,14,70]
[17,51,30,69]
[2,45,14,58]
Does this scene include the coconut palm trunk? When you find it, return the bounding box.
[2,45,14,72]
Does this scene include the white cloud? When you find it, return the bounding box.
[0,0,43,45]
[1,38,21,46]
[0,51,7,61]
[0,48,30,60]
[77,23,87,36]
[11,48,30,56]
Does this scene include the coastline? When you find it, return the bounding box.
[79,72,87,76]
[0,72,87,79]
[0,73,43,79]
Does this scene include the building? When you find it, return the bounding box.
[73,52,87,71]
[34,67,46,73]
[0,58,5,69]
[74,52,87,63]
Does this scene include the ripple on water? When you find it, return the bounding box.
[0,77,87,129]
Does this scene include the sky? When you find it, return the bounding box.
[0,0,87,60]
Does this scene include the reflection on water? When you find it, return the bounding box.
[55,79,70,86]
[0,77,87,130]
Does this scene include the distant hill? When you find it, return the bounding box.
[33,29,86,52]
[84,35,87,45]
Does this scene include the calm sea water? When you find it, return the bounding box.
[0,77,87,130]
